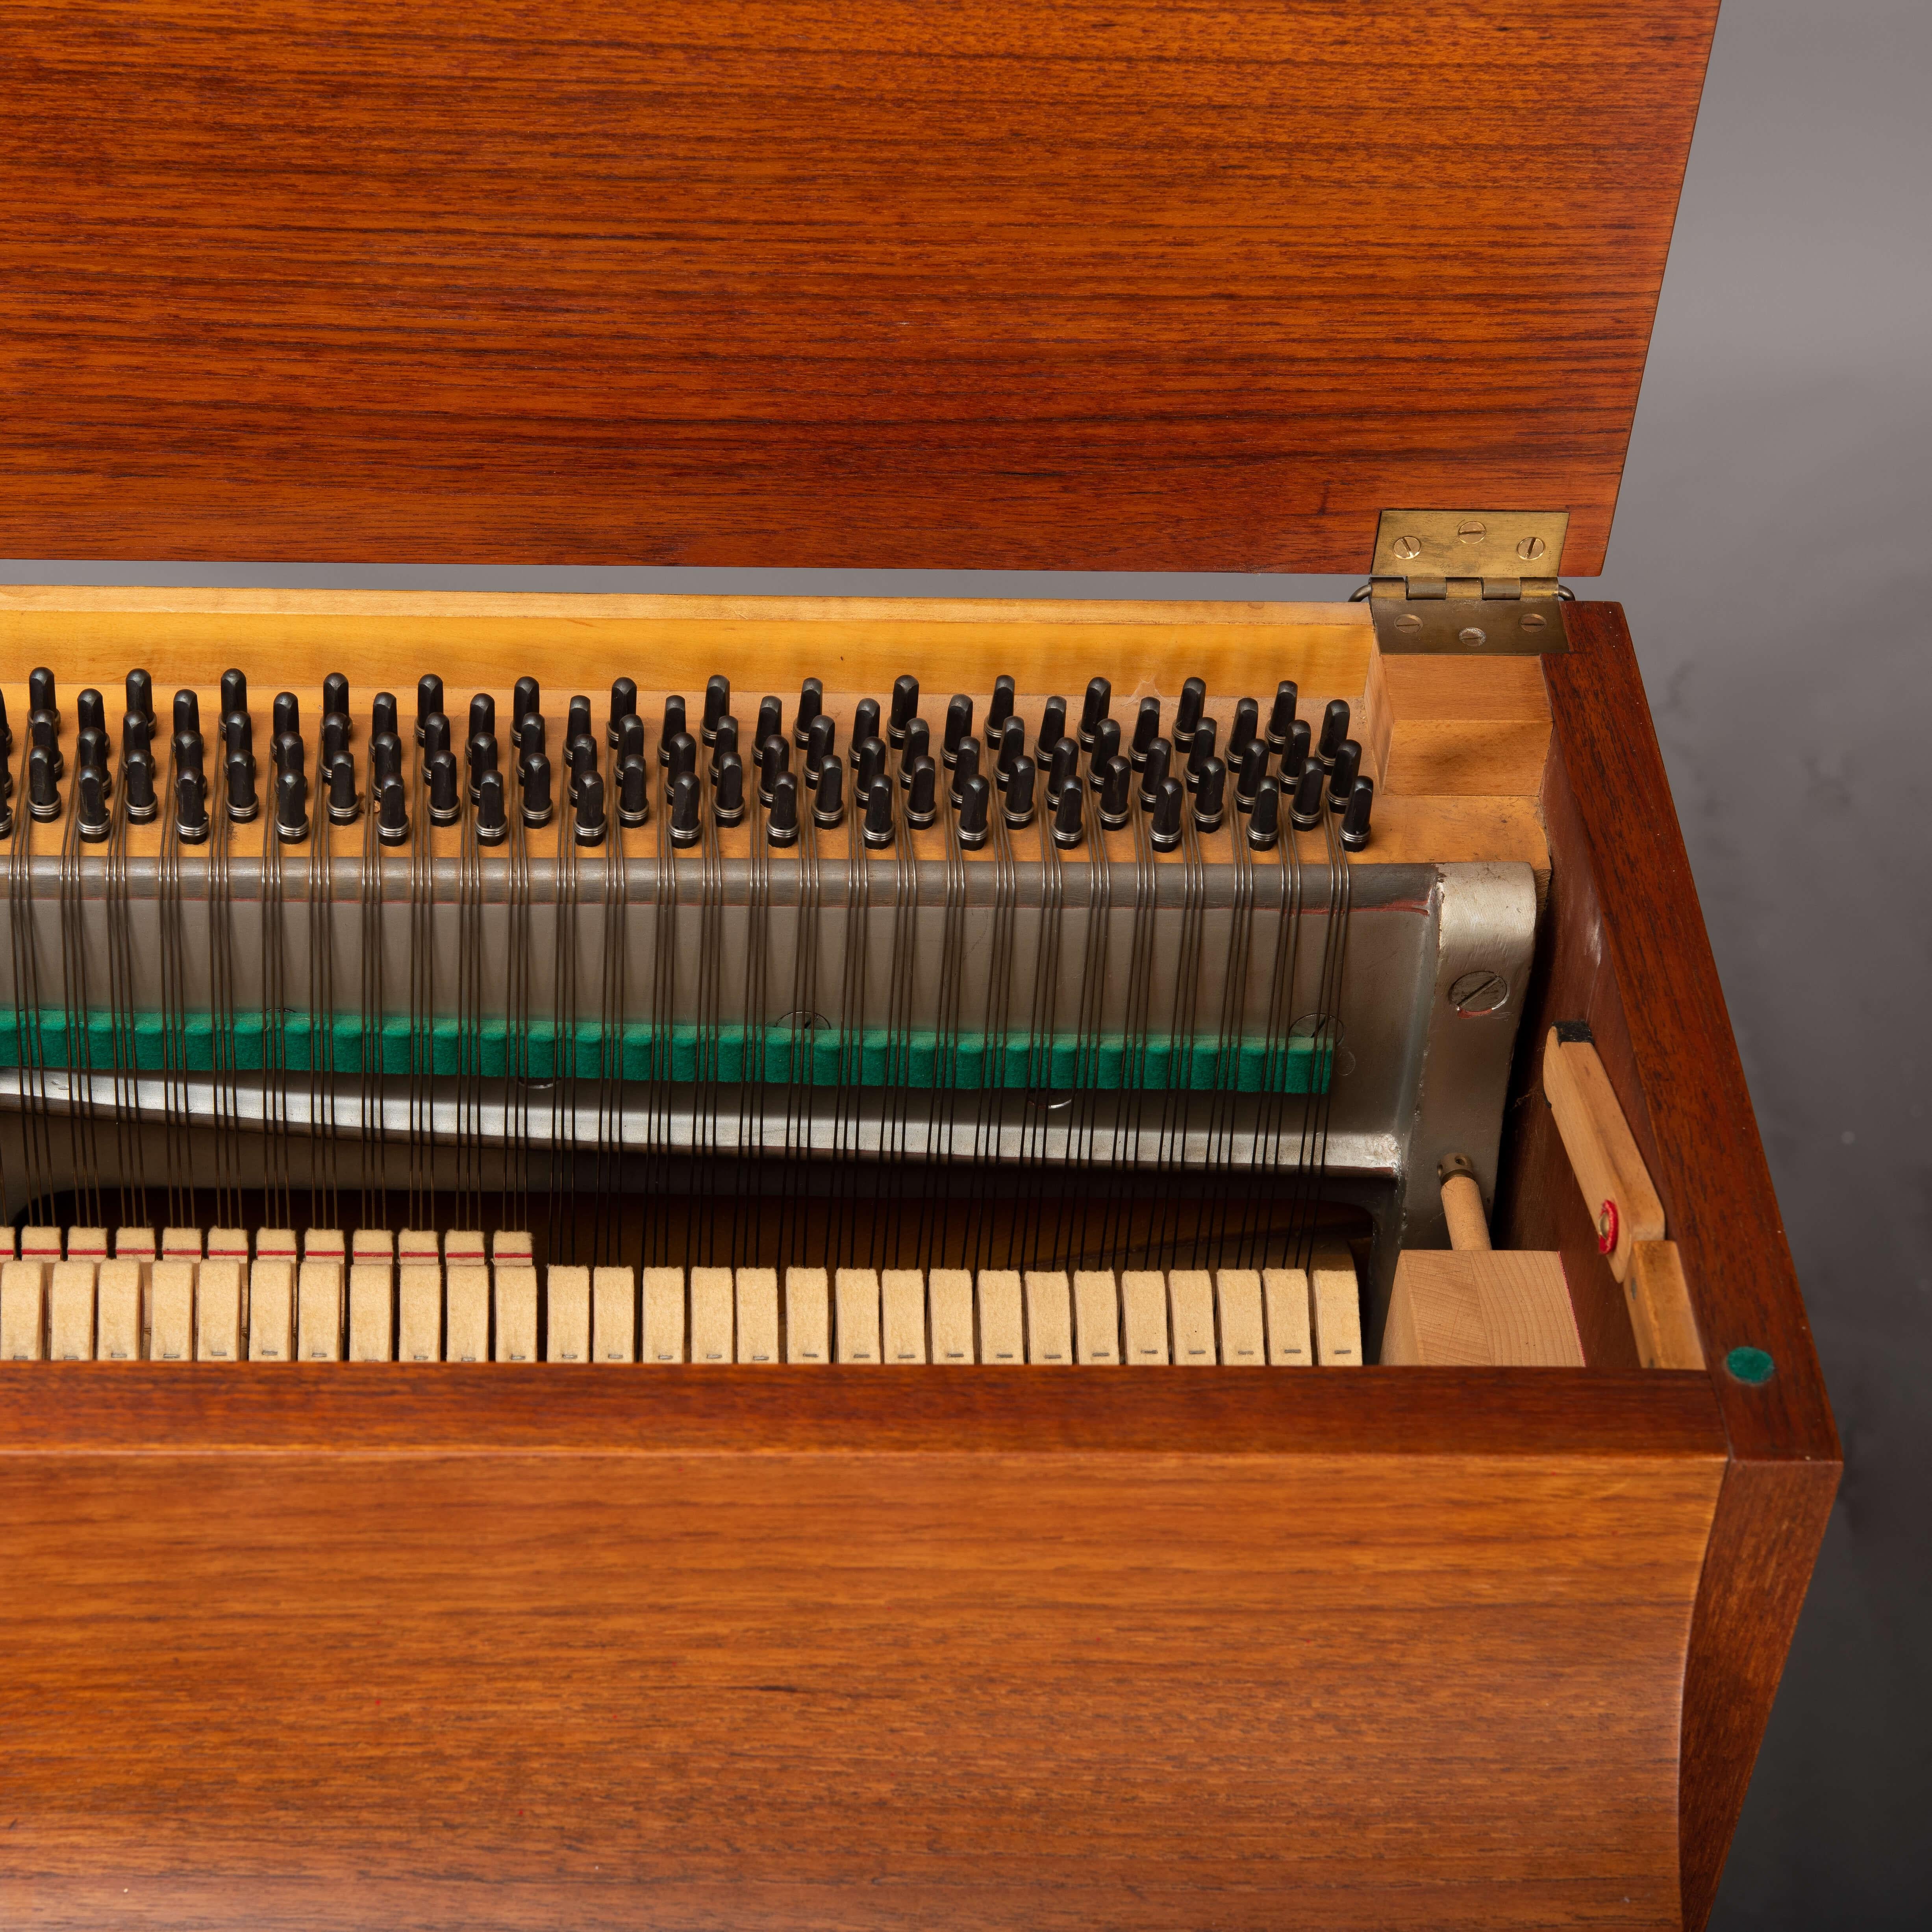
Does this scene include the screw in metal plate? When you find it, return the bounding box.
[1456,520,1487,544]
[1449,969,1509,1015]
[1392,534,1423,560]
[1458,626,1487,648]
[1395,611,1423,633]
[1520,609,1548,633]
[1517,535,1547,560]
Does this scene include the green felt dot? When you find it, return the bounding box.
[1725,1345,1775,1386]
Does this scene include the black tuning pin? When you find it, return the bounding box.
[30,668,59,728]
[123,750,158,825]
[78,687,106,737]
[26,743,61,821]
[1078,676,1111,751]
[422,711,450,759]
[701,674,731,746]
[328,752,360,826]
[805,710,837,784]
[608,677,638,750]
[714,753,746,827]
[416,675,443,745]
[813,754,845,829]
[854,696,881,748]
[574,770,608,847]
[567,694,593,752]
[369,731,402,790]
[670,770,704,848]
[123,711,152,765]
[1004,754,1037,829]
[1328,739,1362,811]
[470,733,500,804]
[125,669,154,737]
[906,756,939,829]
[1193,756,1227,833]
[753,694,783,758]
[985,675,1015,752]
[1131,695,1161,769]
[1051,776,1084,850]
[664,730,698,783]
[1150,776,1184,852]
[617,756,649,829]
[1047,735,1080,804]
[1248,776,1282,850]
[759,730,789,808]
[76,726,110,793]
[172,730,203,784]
[862,774,896,849]
[794,677,823,751]
[276,769,309,844]
[950,736,980,808]
[1099,755,1133,831]
[370,691,399,743]
[764,772,798,849]
[995,716,1026,792]
[1236,736,1269,813]
[513,676,541,748]
[428,750,461,825]
[476,769,509,845]
[957,772,991,849]
[0,692,9,764]
[616,712,646,764]
[519,714,547,782]
[1089,717,1121,789]
[1281,717,1312,790]
[323,672,350,721]
[898,717,930,787]
[1267,680,1298,754]
[172,687,198,741]
[1228,697,1260,768]
[1340,776,1375,852]
[468,693,495,745]
[889,673,920,748]
[567,734,596,805]
[1140,737,1171,811]
[1317,698,1350,769]
[1290,761,1327,831]
[1186,716,1217,792]
[377,774,410,845]
[1035,695,1067,763]
[273,732,304,784]
[31,709,63,779]
[1174,676,1206,752]
[522,753,554,827]
[943,694,973,768]
[320,711,350,768]
[76,767,110,844]
[660,694,686,763]
[175,767,209,844]
[226,752,260,824]
[274,691,301,741]
[0,744,14,836]
[853,735,887,797]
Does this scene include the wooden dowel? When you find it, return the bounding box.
[1441,1172,1492,1252]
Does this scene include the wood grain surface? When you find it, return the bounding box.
[2,2,1718,572]
[0,1367,1723,1930]
[1503,602,1841,1930]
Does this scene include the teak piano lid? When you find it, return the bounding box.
[5,0,1719,574]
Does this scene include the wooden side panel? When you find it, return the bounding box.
[0,2,1719,571]
[0,1370,1723,1930]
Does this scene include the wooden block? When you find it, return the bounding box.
[494,1265,538,1362]
[1168,1269,1217,1364]
[161,1226,203,1262]
[784,1267,828,1363]
[881,1269,927,1363]
[96,1261,143,1360]
[546,1265,591,1363]
[928,1268,974,1362]
[398,1263,443,1360]
[1215,1269,1266,1365]
[492,1229,534,1266]
[643,1267,686,1362]
[48,1261,96,1360]
[444,1265,490,1362]
[445,1231,487,1269]
[1627,1239,1706,1371]
[1360,647,1552,797]
[689,1266,735,1363]
[347,1261,393,1361]
[352,1228,394,1263]
[399,1228,440,1267]
[1121,1271,1171,1363]
[1023,1271,1072,1365]
[196,1260,244,1361]
[736,1268,780,1363]
[303,1228,346,1265]
[1311,1265,1362,1366]
[975,1270,1024,1363]
[246,1261,293,1361]
[834,1268,880,1363]
[65,1226,109,1263]
[149,1261,195,1363]
[1073,1271,1120,1364]
[1542,1028,1665,1283]
[297,1260,343,1361]
[1262,1268,1313,1366]
[1382,1250,1584,1367]
[253,1227,297,1263]
[593,1266,635,1363]
[20,1226,62,1265]
[114,1227,156,1262]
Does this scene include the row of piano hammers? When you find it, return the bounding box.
[0,1224,1363,1367]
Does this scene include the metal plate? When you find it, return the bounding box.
[1371,509,1570,582]
[1371,596,1570,657]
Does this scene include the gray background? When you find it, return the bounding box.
[6,0,1926,1921]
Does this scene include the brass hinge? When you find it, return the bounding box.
[1368,509,1571,654]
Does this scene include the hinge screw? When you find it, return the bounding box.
[1517,535,1547,560]
[1456,520,1487,543]
[1393,534,1423,560]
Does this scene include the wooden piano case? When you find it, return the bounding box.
[0,5,1835,1928]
